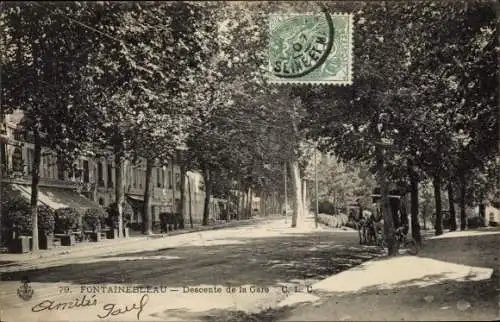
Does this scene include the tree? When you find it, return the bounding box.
[302,0,497,251]
[400,0,497,233]
[80,2,215,236]
[1,2,101,250]
[118,2,214,235]
[300,1,412,255]
[129,112,187,235]
[303,151,375,213]
[179,1,272,225]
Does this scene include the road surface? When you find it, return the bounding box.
[0,217,384,322]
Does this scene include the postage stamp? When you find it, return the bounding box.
[268,12,353,85]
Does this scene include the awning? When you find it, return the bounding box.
[10,184,101,212]
[127,195,143,202]
[126,195,144,211]
[126,194,173,208]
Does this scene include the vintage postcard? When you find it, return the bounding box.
[0,1,498,321]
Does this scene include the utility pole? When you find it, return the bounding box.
[284,162,288,224]
[314,148,319,228]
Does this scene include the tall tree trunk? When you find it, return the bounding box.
[30,128,42,252]
[245,187,251,218]
[142,158,154,235]
[171,157,176,215]
[479,204,486,221]
[376,144,396,256]
[243,188,247,219]
[263,192,269,216]
[447,182,457,231]
[433,173,443,236]
[302,179,308,218]
[0,148,3,247]
[114,139,124,238]
[241,187,247,219]
[227,189,232,221]
[400,196,409,230]
[459,174,467,230]
[187,173,193,228]
[179,162,186,228]
[289,158,303,228]
[260,191,265,217]
[409,165,422,246]
[478,191,486,222]
[423,205,427,230]
[202,166,211,226]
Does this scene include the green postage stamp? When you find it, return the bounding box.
[268,12,353,85]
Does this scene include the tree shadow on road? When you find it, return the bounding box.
[1,232,384,287]
[282,273,499,322]
[418,233,499,271]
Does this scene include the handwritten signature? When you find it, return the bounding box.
[97,294,149,320]
[32,295,98,312]
[32,294,149,320]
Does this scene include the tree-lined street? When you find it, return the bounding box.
[1,1,498,321]
[0,217,385,321]
[0,217,498,321]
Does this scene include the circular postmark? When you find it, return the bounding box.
[269,10,334,78]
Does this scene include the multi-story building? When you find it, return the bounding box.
[0,109,224,243]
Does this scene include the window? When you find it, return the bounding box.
[168,171,172,189]
[49,154,55,178]
[156,167,162,188]
[83,160,89,183]
[47,155,53,178]
[97,162,104,186]
[26,148,34,175]
[12,147,23,173]
[46,154,51,178]
[0,143,7,172]
[175,173,180,190]
[57,156,65,180]
[107,163,113,187]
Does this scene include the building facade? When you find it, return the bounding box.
[0,109,224,235]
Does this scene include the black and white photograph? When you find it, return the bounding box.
[0,1,498,321]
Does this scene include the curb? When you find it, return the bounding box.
[143,218,260,239]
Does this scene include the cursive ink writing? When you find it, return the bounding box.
[32,295,98,312]
[97,294,149,320]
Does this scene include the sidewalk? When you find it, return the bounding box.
[0,217,261,271]
[275,229,500,321]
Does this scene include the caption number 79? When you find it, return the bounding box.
[59,286,71,294]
